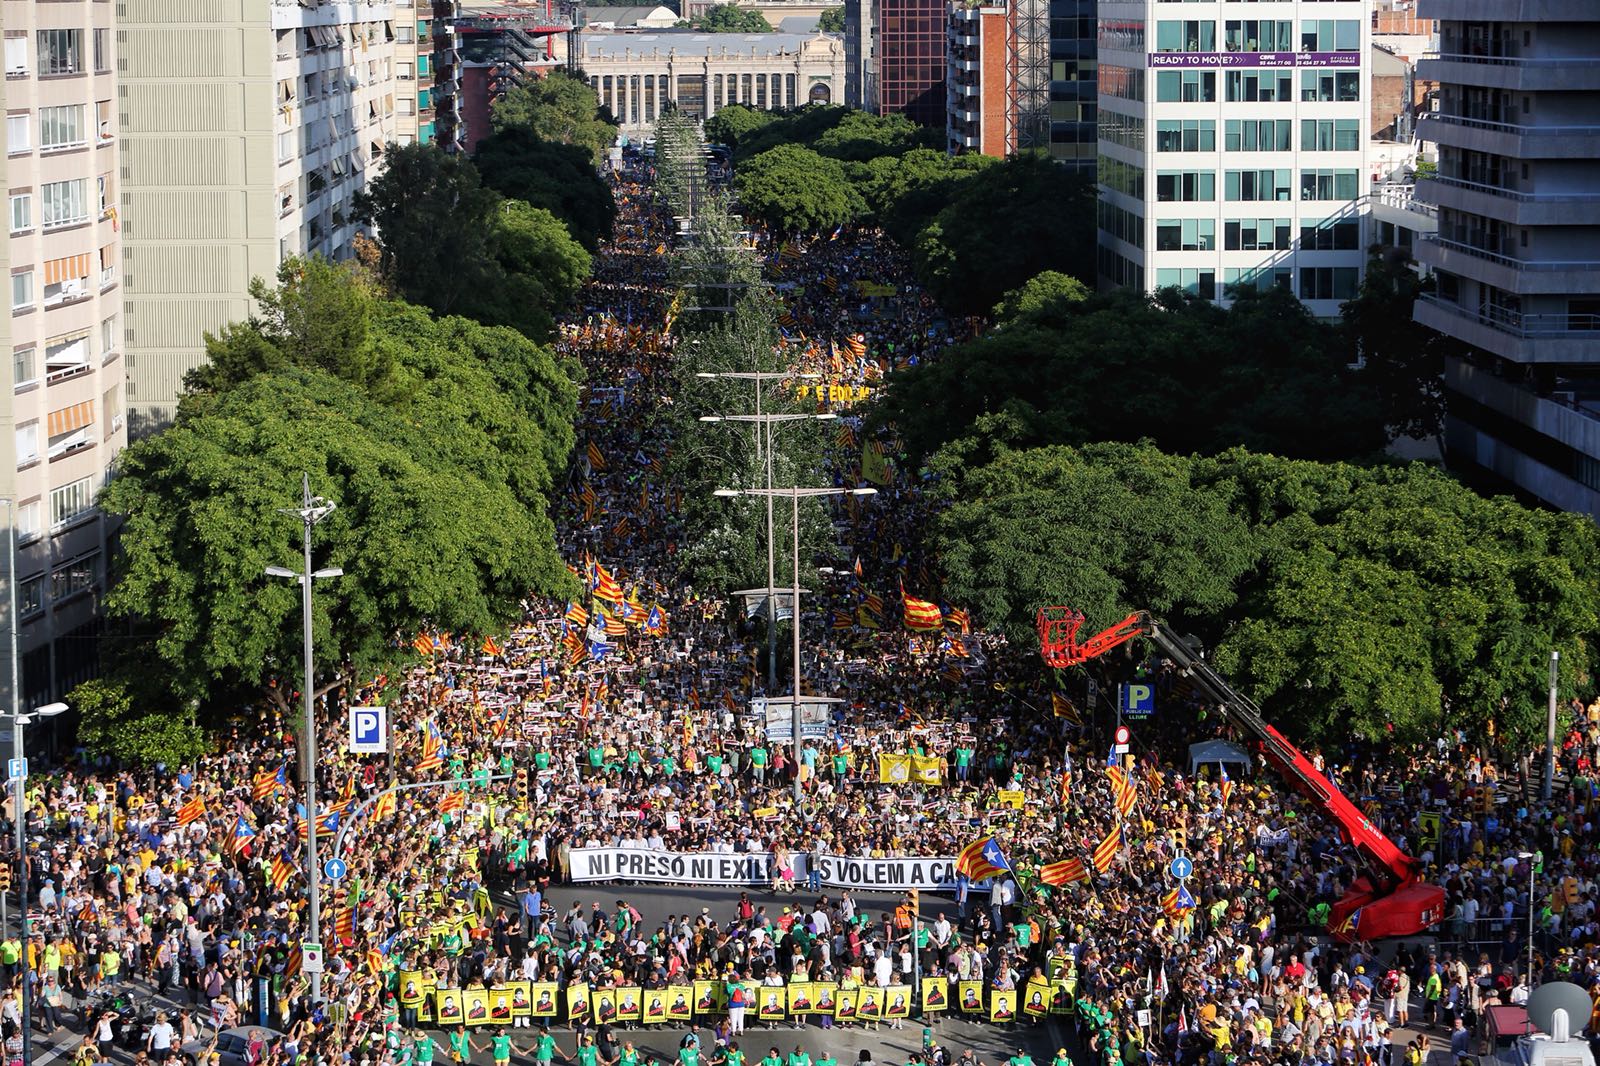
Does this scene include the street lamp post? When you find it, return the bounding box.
[265,475,342,1002]
[715,486,876,798]
[1519,850,1536,989]
[13,701,65,1066]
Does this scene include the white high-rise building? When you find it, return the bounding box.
[1094,0,1372,314]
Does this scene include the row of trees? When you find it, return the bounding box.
[708,105,1095,314]
[77,76,620,762]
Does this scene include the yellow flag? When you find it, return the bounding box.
[911,753,944,785]
[877,753,911,784]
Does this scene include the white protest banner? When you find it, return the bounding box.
[569,847,776,885]
[803,855,968,892]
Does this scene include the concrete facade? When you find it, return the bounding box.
[2,0,128,710]
[1414,0,1600,517]
[119,0,404,431]
[1094,0,1374,316]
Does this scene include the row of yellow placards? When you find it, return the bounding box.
[396,975,1077,1026]
[795,384,874,403]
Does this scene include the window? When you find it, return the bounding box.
[397,61,413,80]
[278,130,294,163]
[41,179,88,228]
[9,193,30,234]
[1156,170,1215,201]
[398,96,415,116]
[1300,218,1360,250]
[15,424,37,465]
[50,475,95,528]
[1224,218,1292,251]
[1155,20,1215,51]
[418,89,432,111]
[1155,267,1216,300]
[45,331,90,376]
[1099,65,1144,102]
[1225,69,1291,102]
[1224,119,1291,151]
[13,346,35,387]
[1156,119,1215,152]
[97,99,112,141]
[35,30,84,76]
[1225,169,1292,201]
[11,270,33,312]
[1300,266,1360,301]
[18,577,42,619]
[42,255,91,307]
[1300,19,1360,51]
[1225,266,1293,296]
[417,55,430,77]
[98,173,112,213]
[50,552,99,602]
[1098,201,1145,249]
[1098,155,1145,199]
[7,113,30,154]
[397,25,415,43]
[1156,70,1215,102]
[1300,70,1360,102]
[1300,118,1360,151]
[4,37,26,77]
[16,502,40,544]
[1300,168,1359,201]
[100,314,117,357]
[93,28,109,73]
[1223,19,1292,51]
[39,104,86,149]
[1155,218,1216,251]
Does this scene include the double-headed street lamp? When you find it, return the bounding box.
[714,485,876,798]
[265,475,342,1002]
[12,700,65,1066]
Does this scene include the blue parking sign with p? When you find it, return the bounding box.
[1119,683,1155,719]
[349,705,387,753]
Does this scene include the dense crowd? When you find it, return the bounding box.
[6,149,1600,1066]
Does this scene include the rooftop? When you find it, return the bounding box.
[580,29,833,57]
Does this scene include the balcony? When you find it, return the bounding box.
[1417,235,1600,296]
[1419,112,1600,161]
[1419,51,1600,92]
[1417,174,1600,226]
[1418,0,1600,22]
[1418,292,1600,364]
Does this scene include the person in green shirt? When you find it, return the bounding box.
[813,1054,835,1066]
[447,1029,470,1065]
[750,747,769,782]
[619,1045,641,1066]
[759,1049,782,1066]
[1052,1050,1073,1066]
[569,1035,601,1066]
[786,1048,810,1066]
[414,1032,438,1066]
[534,1026,557,1066]
[954,745,975,782]
[680,1045,702,1066]
[534,750,552,771]
[721,1045,746,1066]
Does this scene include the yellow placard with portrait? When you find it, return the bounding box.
[885,985,912,1018]
[989,988,1017,1023]
[566,983,591,1024]
[594,989,618,1026]
[667,986,694,1022]
[693,980,722,1015]
[833,988,858,1022]
[434,989,465,1026]
[856,987,883,1021]
[921,980,948,1013]
[508,981,533,1019]
[757,986,786,1021]
[488,986,515,1025]
[813,983,838,1016]
[1022,977,1050,1017]
[642,989,668,1024]
[957,981,984,1014]
[398,971,427,1008]
[529,982,560,1018]
[1049,981,1073,1015]
[787,981,814,1015]
[462,988,491,1027]
[616,987,643,1022]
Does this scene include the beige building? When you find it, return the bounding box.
[119,0,407,431]
[2,0,127,708]
[575,30,844,135]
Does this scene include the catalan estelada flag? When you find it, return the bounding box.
[1107,765,1137,817]
[955,835,1011,882]
[586,440,607,470]
[1052,693,1082,724]
[1219,763,1233,807]
[1039,857,1089,886]
[1091,825,1121,873]
[439,789,466,815]
[902,584,943,631]
[269,854,296,891]
[481,636,503,657]
[371,791,397,823]
[415,723,445,774]
[945,608,971,634]
[335,888,359,941]
[565,602,589,627]
[590,562,623,603]
[224,817,256,857]
[253,765,286,801]
[175,795,206,827]
[1161,883,1197,920]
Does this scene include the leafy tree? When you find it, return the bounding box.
[704,105,777,150]
[691,4,774,31]
[818,6,845,32]
[354,143,504,319]
[491,70,619,163]
[856,147,993,242]
[992,270,1090,324]
[1341,251,1459,443]
[735,144,860,234]
[482,200,593,342]
[911,154,1096,314]
[70,677,207,768]
[810,111,936,163]
[474,127,616,251]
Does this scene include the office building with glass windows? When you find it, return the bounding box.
[1094,0,1372,315]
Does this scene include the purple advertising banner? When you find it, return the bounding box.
[1147,51,1360,69]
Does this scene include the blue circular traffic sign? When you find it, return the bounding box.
[323,858,348,881]
[1169,856,1193,881]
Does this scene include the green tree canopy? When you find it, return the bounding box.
[689,4,774,31]
[735,143,860,234]
[818,6,845,31]
[492,70,619,163]
[855,147,994,242]
[1341,251,1462,443]
[704,105,777,151]
[474,127,616,251]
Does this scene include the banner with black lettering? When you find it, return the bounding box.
[570,847,985,892]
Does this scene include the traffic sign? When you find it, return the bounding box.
[323,857,348,881]
[348,705,388,754]
[1113,725,1130,755]
[1169,855,1193,881]
[1119,683,1155,720]
[6,758,25,781]
[300,942,324,974]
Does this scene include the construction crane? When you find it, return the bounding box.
[1038,606,1446,942]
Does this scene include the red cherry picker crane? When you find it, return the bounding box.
[1038,606,1445,941]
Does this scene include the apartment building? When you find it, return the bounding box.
[118,0,405,431]
[1094,0,1373,316]
[3,0,127,709]
[1412,0,1600,516]
[946,2,1013,156]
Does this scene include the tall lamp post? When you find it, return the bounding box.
[1519,850,1536,989]
[715,485,876,798]
[12,701,65,1066]
[265,475,342,1002]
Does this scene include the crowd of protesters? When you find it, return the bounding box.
[4,148,1600,1066]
